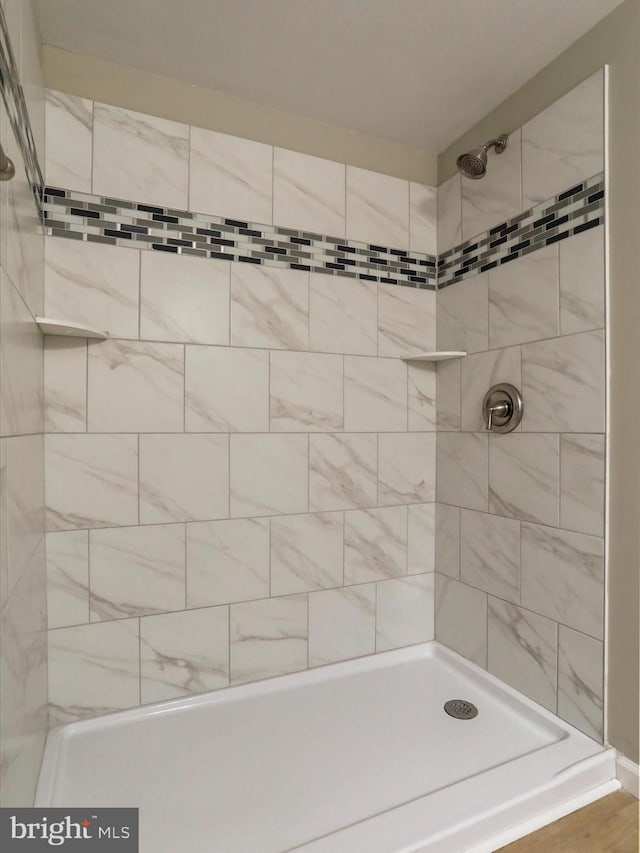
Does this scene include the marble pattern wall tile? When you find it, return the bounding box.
[189,127,273,223]
[140,251,230,345]
[273,148,345,236]
[488,244,559,349]
[45,433,138,531]
[45,239,140,340]
[87,340,184,433]
[344,356,407,432]
[436,433,488,511]
[409,182,437,255]
[435,359,461,432]
[437,272,488,354]
[437,173,462,253]
[139,434,229,524]
[271,512,343,596]
[557,625,604,740]
[522,330,605,433]
[92,103,189,209]
[489,433,559,526]
[408,503,435,575]
[522,71,603,207]
[560,434,605,536]
[435,504,460,579]
[378,283,435,358]
[435,574,486,667]
[378,432,436,505]
[308,585,375,666]
[186,517,270,608]
[460,346,521,432]
[270,351,343,432]
[346,166,409,250]
[462,129,522,241]
[488,598,557,712]
[344,506,407,584]
[521,522,604,640]
[48,618,140,724]
[309,276,377,356]
[232,265,309,351]
[140,606,229,703]
[408,362,436,431]
[89,524,185,621]
[559,225,605,335]
[45,89,93,192]
[46,530,89,629]
[185,345,269,433]
[308,432,377,512]
[4,434,44,598]
[44,338,86,433]
[230,594,308,685]
[376,574,434,651]
[460,510,520,604]
[230,433,308,517]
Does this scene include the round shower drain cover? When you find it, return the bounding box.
[444,699,478,719]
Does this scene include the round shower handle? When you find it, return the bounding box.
[482,383,523,433]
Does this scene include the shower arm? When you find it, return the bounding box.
[0,142,15,181]
[483,135,509,155]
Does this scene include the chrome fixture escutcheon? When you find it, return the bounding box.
[482,383,523,433]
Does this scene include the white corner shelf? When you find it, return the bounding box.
[36,317,109,340]
[401,351,467,363]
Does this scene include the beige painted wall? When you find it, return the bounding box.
[42,45,437,185]
[440,0,639,763]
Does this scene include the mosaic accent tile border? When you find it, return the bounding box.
[0,2,44,209]
[438,174,605,288]
[41,186,437,290]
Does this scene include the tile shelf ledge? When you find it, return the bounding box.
[401,351,467,362]
[35,317,109,340]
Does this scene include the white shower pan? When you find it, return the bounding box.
[36,642,617,852]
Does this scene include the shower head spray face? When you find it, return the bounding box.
[456,134,509,180]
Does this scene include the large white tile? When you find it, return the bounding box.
[460,510,520,603]
[461,129,522,240]
[435,504,460,579]
[44,337,86,433]
[437,173,462,253]
[273,148,345,236]
[559,226,605,335]
[560,434,605,536]
[378,432,436,505]
[140,606,229,703]
[231,264,308,351]
[87,339,184,432]
[45,434,138,531]
[186,517,270,607]
[378,283,435,358]
[89,524,185,621]
[435,358,460,431]
[45,239,140,340]
[45,89,93,192]
[489,245,559,348]
[558,625,603,741]
[48,619,140,724]
[408,362,436,431]
[185,346,269,433]
[435,574,486,667]
[344,506,407,584]
[460,346,521,432]
[308,433,377,512]
[436,433,488,511]
[230,594,308,685]
[522,330,605,432]
[92,103,189,208]
[344,356,407,432]
[230,433,308,517]
[376,574,434,651]
[140,251,230,344]
[46,531,89,629]
[409,182,437,255]
[437,272,488,354]
[522,72,604,207]
[488,598,557,712]
[271,512,343,596]
[308,585,375,666]
[489,433,559,526]
[309,276,377,355]
[270,351,343,432]
[521,522,604,640]
[346,166,409,249]
[408,503,435,575]
[189,126,273,223]
[139,434,229,523]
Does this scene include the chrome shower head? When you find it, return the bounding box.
[456,134,509,180]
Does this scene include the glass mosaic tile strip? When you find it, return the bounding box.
[41,186,437,290]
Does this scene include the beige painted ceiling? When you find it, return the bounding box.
[35,0,623,153]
